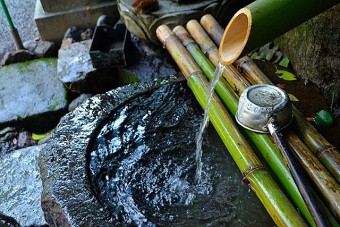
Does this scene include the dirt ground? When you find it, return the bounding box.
[254,60,340,150]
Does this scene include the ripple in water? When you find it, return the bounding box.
[87,82,274,226]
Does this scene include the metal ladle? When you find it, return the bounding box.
[236,84,328,226]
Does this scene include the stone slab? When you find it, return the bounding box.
[0,58,67,132]
[0,145,47,226]
[57,40,121,94]
[34,0,119,43]
[40,0,112,13]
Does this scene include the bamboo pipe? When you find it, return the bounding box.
[199,14,224,47]
[156,24,307,227]
[235,56,340,183]
[287,130,340,221]
[218,0,339,65]
[201,15,340,184]
[186,19,251,96]
[173,25,315,226]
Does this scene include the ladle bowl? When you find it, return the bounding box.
[236,84,293,133]
[236,84,329,226]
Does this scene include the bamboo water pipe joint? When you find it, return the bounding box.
[218,0,339,66]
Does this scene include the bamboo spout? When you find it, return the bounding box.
[219,0,339,65]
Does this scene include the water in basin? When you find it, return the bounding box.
[87,82,274,226]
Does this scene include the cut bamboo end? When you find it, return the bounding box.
[173,26,191,42]
[200,14,224,45]
[156,25,172,44]
[187,19,219,66]
[219,8,252,65]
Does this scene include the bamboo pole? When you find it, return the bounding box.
[235,56,340,183]
[197,15,340,224]
[202,14,340,184]
[218,0,339,65]
[186,19,251,96]
[156,24,307,227]
[287,130,340,221]
[174,24,315,226]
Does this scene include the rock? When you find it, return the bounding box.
[0,50,35,67]
[0,58,68,132]
[63,26,88,42]
[60,38,73,49]
[63,27,93,42]
[39,78,183,226]
[58,40,121,94]
[39,77,273,226]
[0,145,47,226]
[0,212,20,226]
[17,131,37,148]
[275,5,340,108]
[0,127,17,142]
[23,40,59,58]
[0,127,18,158]
[121,35,178,81]
[68,94,93,112]
[80,28,93,41]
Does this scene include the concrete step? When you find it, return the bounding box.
[40,0,111,13]
[34,0,119,43]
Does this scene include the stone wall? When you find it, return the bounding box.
[275,4,340,108]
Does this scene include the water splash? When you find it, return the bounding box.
[195,62,225,183]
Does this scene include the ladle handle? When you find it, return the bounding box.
[267,120,329,227]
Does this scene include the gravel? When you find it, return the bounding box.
[0,0,39,59]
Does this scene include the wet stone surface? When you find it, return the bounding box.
[40,78,274,226]
[0,58,67,132]
[0,145,47,226]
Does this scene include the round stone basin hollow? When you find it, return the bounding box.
[40,77,274,226]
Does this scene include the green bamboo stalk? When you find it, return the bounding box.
[202,14,340,184]
[234,56,340,183]
[156,24,307,227]
[219,0,339,65]
[186,19,251,95]
[173,25,316,227]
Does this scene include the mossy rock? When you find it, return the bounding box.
[275,5,340,108]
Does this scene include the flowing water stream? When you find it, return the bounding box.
[195,62,225,183]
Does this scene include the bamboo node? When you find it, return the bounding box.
[203,45,218,57]
[162,33,177,50]
[242,165,266,184]
[175,33,195,47]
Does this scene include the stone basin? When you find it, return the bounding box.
[39,77,274,226]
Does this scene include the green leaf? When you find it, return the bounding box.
[279,57,290,67]
[32,133,47,141]
[275,69,297,81]
[288,93,299,101]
